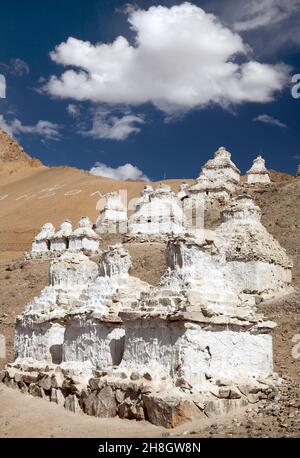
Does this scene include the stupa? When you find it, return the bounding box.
[69,216,100,252]
[120,235,274,385]
[215,195,292,298]
[177,182,190,201]
[50,220,73,251]
[96,192,127,234]
[31,223,55,253]
[189,147,240,204]
[14,251,99,366]
[62,245,150,372]
[246,156,271,184]
[128,183,186,236]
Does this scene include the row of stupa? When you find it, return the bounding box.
[31,216,99,255]
[5,190,293,427]
[30,148,272,250]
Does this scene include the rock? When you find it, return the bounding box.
[204,399,247,417]
[247,394,260,404]
[143,372,152,381]
[82,386,117,417]
[141,385,152,395]
[50,388,65,405]
[229,387,242,400]
[118,400,145,421]
[22,372,39,384]
[62,378,85,396]
[218,387,231,399]
[14,372,24,383]
[4,377,18,389]
[175,377,192,390]
[37,374,53,391]
[115,389,125,404]
[18,381,28,394]
[0,370,7,383]
[94,370,108,378]
[130,371,141,381]
[64,394,82,414]
[143,395,201,428]
[28,383,45,398]
[88,377,105,391]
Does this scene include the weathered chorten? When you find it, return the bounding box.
[96,192,127,234]
[296,164,300,177]
[189,147,240,204]
[215,195,292,298]
[134,185,153,211]
[119,234,276,397]
[63,245,150,371]
[69,217,99,252]
[31,223,55,253]
[50,220,73,252]
[14,251,99,366]
[14,246,150,373]
[128,183,186,236]
[177,182,190,201]
[246,156,271,184]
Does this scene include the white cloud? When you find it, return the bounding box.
[253,114,288,129]
[9,58,30,76]
[83,110,144,140]
[233,0,300,31]
[0,114,61,140]
[66,103,80,118]
[90,162,149,181]
[45,2,290,115]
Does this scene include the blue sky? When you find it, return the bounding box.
[0,0,299,180]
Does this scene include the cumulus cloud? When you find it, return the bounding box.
[0,114,61,140]
[82,110,144,140]
[45,2,290,115]
[253,114,288,129]
[233,0,300,31]
[90,162,149,181]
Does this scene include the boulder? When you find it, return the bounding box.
[64,394,82,414]
[28,383,45,398]
[143,395,201,428]
[82,385,117,417]
[50,388,65,405]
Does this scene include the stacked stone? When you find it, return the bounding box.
[246,156,271,184]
